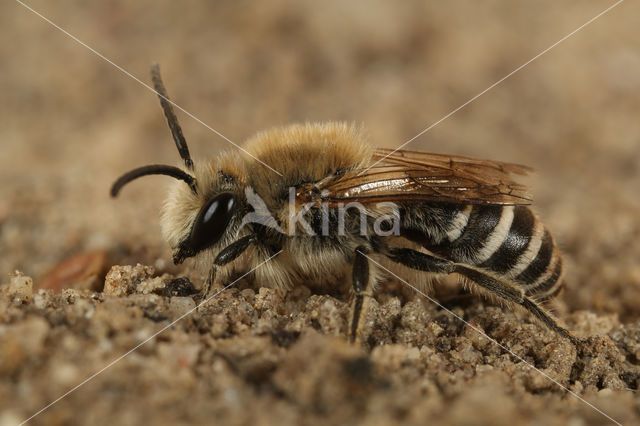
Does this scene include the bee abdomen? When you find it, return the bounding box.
[479,206,535,273]
[481,206,564,301]
[524,256,563,301]
[410,204,564,301]
[428,204,509,265]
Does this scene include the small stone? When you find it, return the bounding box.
[406,346,421,360]
[168,297,197,317]
[6,271,33,303]
[33,289,55,310]
[136,276,166,295]
[103,264,155,296]
[598,388,613,397]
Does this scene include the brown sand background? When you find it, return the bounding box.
[1,1,640,425]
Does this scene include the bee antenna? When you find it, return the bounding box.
[150,64,194,170]
[111,164,197,197]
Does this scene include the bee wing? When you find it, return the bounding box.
[309,148,533,206]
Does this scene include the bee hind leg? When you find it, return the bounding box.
[452,265,579,344]
[385,248,578,344]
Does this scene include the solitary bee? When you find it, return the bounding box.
[112,66,575,344]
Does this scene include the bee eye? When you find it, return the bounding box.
[188,193,236,252]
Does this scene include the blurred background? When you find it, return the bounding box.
[1,0,639,318]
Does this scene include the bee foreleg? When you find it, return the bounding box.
[198,235,255,304]
[386,248,577,343]
[196,266,216,309]
[349,245,373,344]
[214,235,256,266]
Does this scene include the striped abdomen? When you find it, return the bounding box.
[401,204,563,301]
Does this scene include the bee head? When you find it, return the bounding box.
[111,65,243,264]
[171,191,236,263]
[164,165,243,265]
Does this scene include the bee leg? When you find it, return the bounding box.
[454,265,579,344]
[386,248,578,343]
[202,266,216,297]
[214,235,256,267]
[386,248,455,274]
[520,296,579,344]
[198,235,255,306]
[196,266,216,311]
[349,246,373,344]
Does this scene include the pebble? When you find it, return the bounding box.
[6,271,33,303]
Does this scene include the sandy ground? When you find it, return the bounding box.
[1,1,640,425]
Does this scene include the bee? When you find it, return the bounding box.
[112,65,576,344]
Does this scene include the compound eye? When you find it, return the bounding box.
[188,193,236,252]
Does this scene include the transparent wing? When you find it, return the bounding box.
[300,148,533,206]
